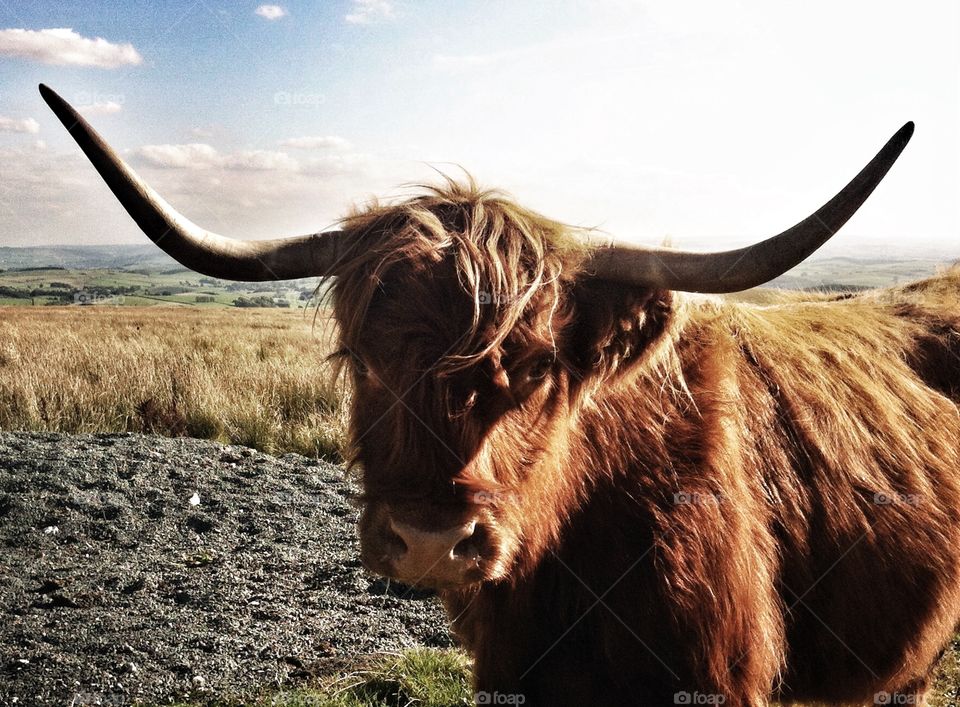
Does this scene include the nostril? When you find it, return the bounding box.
[388,518,409,545]
[452,536,477,559]
[452,521,481,559]
[383,525,408,557]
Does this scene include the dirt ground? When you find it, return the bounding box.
[0,432,452,706]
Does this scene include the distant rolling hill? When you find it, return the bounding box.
[767,255,955,291]
[0,244,184,272]
[0,246,328,309]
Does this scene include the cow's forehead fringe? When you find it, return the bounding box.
[330,176,590,371]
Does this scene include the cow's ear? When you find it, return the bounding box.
[563,278,674,383]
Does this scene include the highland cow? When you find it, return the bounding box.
[42,83,960,706]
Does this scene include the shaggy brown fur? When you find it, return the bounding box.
[329,179,960,706]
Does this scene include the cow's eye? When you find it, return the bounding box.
[527,355,554,382]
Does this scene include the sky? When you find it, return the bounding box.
[0,0,957,258]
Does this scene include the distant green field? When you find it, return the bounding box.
[0,267,324,309]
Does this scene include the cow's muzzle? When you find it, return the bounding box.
[365,516,486,588]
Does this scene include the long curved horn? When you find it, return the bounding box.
[582,122,914,293]
[40,84,346,281]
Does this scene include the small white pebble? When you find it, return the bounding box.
[188,493,201,507]
[16,658,29,665]
[43,526,59,535]
[191,674,206,690]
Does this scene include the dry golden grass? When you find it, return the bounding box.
[0,306,349,459]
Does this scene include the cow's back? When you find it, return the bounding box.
[729,266,960,701]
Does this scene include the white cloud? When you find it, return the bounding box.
[345,0,394,24]
[76,101,123,116]
[254,5,288,20]
[190,127,214,139]
[0,116,40,134]
[225,149,300,171]
[299,153,376,178]
[279,135,352,150]
[134,143,299,172]
[135,143,220,170]
[0,28,142,68]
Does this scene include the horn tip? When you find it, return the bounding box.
[38,84,79,132]
[895,121,915,145]
[38,83,61,111]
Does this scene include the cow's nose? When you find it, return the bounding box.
[387,518,479,585]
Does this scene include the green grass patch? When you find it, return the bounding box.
[165,649,473,707]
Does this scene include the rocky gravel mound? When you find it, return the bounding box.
[0,432,452,706]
